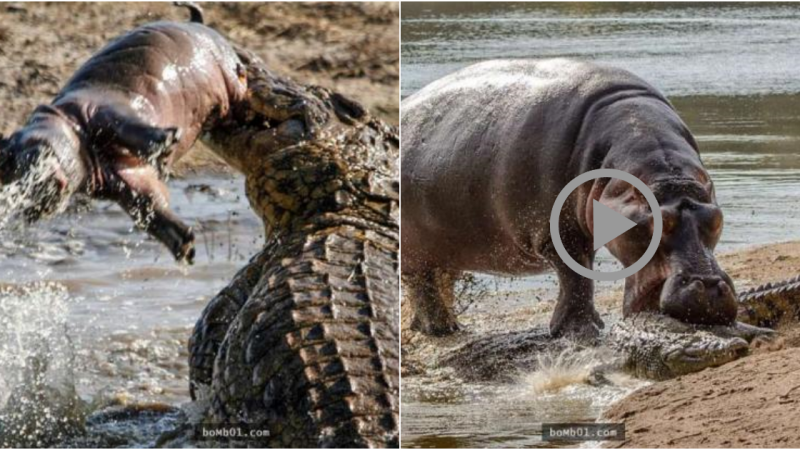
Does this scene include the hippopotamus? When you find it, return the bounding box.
[401,59,737,340]
[0,3,247,263]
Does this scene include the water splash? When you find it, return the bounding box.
[522,346,621,394]
[0,281,87,447]
[0,154,71,232]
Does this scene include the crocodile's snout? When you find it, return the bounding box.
[609,312,753,380]
[662,333,748,377]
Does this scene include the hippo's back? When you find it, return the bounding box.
[402,59,663,160]
[58,21,245,119]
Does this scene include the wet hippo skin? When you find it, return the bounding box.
[0,4,247,263]
[401,59,737,340]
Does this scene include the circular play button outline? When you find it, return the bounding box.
[549,168,662,281]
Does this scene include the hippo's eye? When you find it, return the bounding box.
[658,207,680,237]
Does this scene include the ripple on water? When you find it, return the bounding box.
[402,345,648,448]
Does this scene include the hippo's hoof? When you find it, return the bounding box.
[178,243,196,265]
[176,240,195,265]
[171,229,196,265]
[410,313,460,337]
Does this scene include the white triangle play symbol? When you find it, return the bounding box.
[593,200,637,251]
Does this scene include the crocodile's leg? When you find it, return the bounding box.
[188,248,270,400]
[211,227,399,447]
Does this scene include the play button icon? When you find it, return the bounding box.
[549,169,663,281]
[592,200,637,251]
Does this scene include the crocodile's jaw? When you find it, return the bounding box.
[658,332,749,379]
[609,313,752,380]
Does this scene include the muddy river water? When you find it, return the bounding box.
[0,172,262,445]
[401,3,800,448]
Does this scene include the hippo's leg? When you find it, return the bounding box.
[105,158,195,263]
[405,268,460,336]
[542,239,603,342]
[94,106,181,173]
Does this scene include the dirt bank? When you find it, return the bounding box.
[0,2,398,174]
[603,343,800,448]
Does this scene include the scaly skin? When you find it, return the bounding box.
[604,313,753,380]
[737,274,800,327]
[188,48,399,447]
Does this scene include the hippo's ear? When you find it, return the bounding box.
[705,179,716,199]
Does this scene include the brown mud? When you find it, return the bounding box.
[0,2,398,175]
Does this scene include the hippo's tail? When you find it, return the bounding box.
[174,2,204,24]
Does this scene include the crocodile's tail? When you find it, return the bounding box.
[737,274,800,327]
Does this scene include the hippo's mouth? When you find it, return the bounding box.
[626,269,668,315]
[22,161,72,222]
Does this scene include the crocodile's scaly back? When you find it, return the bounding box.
[738,275,800,327]
[189,49,399,447]
[211,226,398,447]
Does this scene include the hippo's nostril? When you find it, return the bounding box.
[717,280,733,297]
[688,280,704,294]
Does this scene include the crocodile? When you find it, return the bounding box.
[602,312,766,381]
[436,276,800,382]
[186,47,399,447]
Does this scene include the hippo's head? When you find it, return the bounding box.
[0,106,83,221]
[587,171,738,326]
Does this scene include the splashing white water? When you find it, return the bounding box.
[0,281,87,446]
[520,345,644,395]
[0,154,73,232]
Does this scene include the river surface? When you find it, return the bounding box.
[401,2,800,448]
[0,171,262,445]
